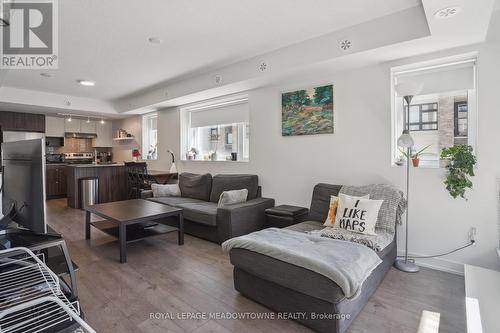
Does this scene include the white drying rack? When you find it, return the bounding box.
[0,247,96,333]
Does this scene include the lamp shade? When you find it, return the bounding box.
[397,131,415,148]
[395,82,424,97]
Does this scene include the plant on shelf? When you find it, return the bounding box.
[132,148,141,162]
[399,144,431,167]
[440,144,476,199]
[187,147,198,160]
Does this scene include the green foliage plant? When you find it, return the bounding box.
[440,145,477,199]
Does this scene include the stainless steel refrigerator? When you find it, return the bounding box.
[0,131,45,216]
[2,131,45,143]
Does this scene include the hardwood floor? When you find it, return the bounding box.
[46,198,466,333]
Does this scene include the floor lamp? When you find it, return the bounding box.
[394,83,422,273]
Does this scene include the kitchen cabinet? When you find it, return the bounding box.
[66,164,127,208]
[93,121,112,147]
[64,119,81,133]
[45,116,65,137]
[46,164,67,197]
[80,120,96,134]
[0,111,45,132]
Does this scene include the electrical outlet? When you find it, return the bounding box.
[468,227,477,245]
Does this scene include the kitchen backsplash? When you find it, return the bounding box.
[46,138,111,154]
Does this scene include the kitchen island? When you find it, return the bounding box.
[67,164,128,209]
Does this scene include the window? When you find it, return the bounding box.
[391,56,477,168]
[181,95,249,162]
[142,112,158,160]
[405,102,438,131]
[454,101,468,143]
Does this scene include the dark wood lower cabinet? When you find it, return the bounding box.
[46,165,67,198]
[67,165,128,209]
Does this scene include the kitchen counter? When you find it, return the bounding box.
[66,163,128,209]
[66,163,123,168]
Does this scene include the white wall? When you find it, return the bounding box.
[130,15,500,274]
[112,117,142,163]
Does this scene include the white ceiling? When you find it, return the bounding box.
[0,0,420,101]
[0,0,496,117]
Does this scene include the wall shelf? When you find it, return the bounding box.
[112,137,135,141]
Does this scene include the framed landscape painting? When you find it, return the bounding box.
[281,84,334,136]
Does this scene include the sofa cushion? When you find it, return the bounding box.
[218,189,248,207]
[147,196,204,207]
[309,183,342,222]
[151,183,181,198]
[179,173,213,201]
[209,174,259,203]
[176,202,218,226]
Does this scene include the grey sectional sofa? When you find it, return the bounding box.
[147,173,275,243]
[228,183,399,333]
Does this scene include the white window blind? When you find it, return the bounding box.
[395,60,475,95]
[181,96,250,162]
[189,101,249,128]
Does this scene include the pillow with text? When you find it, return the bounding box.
[334,194,383,235]
[323,194,369,227]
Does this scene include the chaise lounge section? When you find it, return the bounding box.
[227,183,403,333]
[147,173,275,243]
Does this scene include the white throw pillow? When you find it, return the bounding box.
[218,189,248,207]
[323,194,369,227]
[151,183,181,198]
[334,194,383,235]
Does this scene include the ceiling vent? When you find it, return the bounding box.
[434,7,461,19]
[214,74,222,85]
[339,39,352,51]
[258,61,268,72]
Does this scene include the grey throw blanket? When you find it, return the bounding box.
[318,227,394,252]
[340,184,406,234]
[222,228,382,299]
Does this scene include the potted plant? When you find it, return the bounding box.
[187,147,198,160]
[132,149,141,162]
[399,144,431,167]
[440,144,476,199]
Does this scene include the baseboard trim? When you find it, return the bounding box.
[397,250,465,275]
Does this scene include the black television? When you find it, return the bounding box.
[1,138,47,234]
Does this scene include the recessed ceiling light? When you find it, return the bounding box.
[148,37,162,44]
[434,6,461,19]
[40,73,54,78]
[77,80,95,86]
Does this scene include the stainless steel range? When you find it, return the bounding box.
[63,152,94,164]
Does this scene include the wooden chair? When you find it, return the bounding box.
[125,162,151,199]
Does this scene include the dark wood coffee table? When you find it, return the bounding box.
[84,199,183,263]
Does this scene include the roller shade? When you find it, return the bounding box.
[190,101,249,128]
[395,61,475,95]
